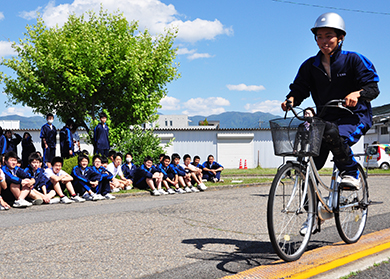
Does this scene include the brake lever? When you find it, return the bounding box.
[337,100,354,114]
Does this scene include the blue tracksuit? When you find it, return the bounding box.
[60,126,74,158]
[287,47,380,177]
[157,163,177,180]
[40,123,57,163]
[202,161,223,181]
[71,166,101,195]
[5,133,22,154]
[133,164,159,189]
[1,165,31,204]
[24,165,50,192]
[91,165,113,195]
[93,123,110,156]
[121,163,136,180]
[0,135,7,155]
[169,163,186,177]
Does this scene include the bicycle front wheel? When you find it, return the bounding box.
[267,162,316,262]
[335,164,368,244]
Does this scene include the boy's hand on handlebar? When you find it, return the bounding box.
[344,91,361,107]
[281,98,294,111]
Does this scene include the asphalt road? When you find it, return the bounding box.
[0,175,389,278]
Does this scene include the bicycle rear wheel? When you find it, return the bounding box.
[267,162,315,262]
[335,164,368,244]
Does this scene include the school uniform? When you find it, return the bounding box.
[157,163,177,182]
[91,166,113,196]
[133,164,159,190]
[71,166,101,195]
[1,165,31,204]
[93,123,110,156]
[24,165,50,193]
[60,126,74,159]
[121,163,136,180]
[0,135,7,155]
[202,161,224,181]
[5,133,22,154]
[40,123,57,164]
[169,163,186,177]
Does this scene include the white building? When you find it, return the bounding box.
[364,104,390,146]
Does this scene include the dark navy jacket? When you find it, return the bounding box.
[121,163,136,180]
[287,48,379,127]
[133,164,159,187]
[169,163,186,176]
[24,166,49,192]
[5,133,22,153]
[0,135,6,154]
[202,161,224,170]
[157,162,177,180]
[40,123,57,148]
[60,126,74,156]
[71,166,101,191]
[93,123,110,150]
[91,165,113,182]
[2,165,31,185]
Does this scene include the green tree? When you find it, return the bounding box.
[0,7,180,133]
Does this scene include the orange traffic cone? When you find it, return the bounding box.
[239,159,243,169]
[244,159,248,169]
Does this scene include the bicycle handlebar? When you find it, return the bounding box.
[284,99,353,121]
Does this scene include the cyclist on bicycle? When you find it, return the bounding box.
[282,12,379,188]
[281,13,379,233]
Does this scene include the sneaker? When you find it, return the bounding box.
[152,189,161,196]
[0,204,10,210]
[158,189,168,195]
[197,183,207,191]
[32,198,44,205]
[71,195,85,203]
[95,194,105,200]
[190,186,200,193]
[111,188,120,193]
[167,188,176,194]
[49,197,61,204]
[219,179,224,183]
[175,188,186,194]
[125,186,133,190]
[104,193,116,200]
[13,199,33,208]
[82,193,93,201]
[299,217,323,236]
[212,178,218,183]
[90,193,100,201]
[184,186,192,193]
[61,196,74,204]
[340,175,359,191]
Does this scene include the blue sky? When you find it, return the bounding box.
[0,0,388,118]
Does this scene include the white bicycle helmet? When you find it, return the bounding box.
[311,12,346,36]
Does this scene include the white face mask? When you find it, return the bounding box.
[126,158,132,163]
[47,119,54,124]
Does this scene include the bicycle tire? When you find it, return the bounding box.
[335,164,368,244]
[267,162,316,262]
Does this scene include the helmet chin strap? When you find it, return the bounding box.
[330,40,343,56]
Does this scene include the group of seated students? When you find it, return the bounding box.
[0,151,224,210]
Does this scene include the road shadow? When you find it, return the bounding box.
[181,237,332,274]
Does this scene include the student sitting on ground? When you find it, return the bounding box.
[202,155,224,182]
[24,152,60,204]
[0,168,10,210]
[182,154,207,191]
[121,152,136,181]
[133,156,165,196]
[1,151,37,208]
[45,156,85,204]
[71,154,103,201]
[107,152,132,192]
[156,155,180,194]
[91,155,115,200]
[170,153,197,193]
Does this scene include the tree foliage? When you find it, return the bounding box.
[0,7,180,133]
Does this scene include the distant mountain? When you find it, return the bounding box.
[0,115,63,129]
[189,111,278,129]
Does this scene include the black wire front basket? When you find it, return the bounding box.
[269,117,326,157]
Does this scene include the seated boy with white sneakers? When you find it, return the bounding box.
[45,157,85,204]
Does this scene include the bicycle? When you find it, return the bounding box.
[267,99,370,262]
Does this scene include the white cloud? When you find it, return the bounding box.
[0,12,4,21]
[227,84,266,92]
[160,96,180,110]
[1,106,35,117]
[0,41,16,56]
[182,97,230,116]
[19,7,42,20]
[20,0,232,43]
[245,100,282,114]
[177,47,214,60]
